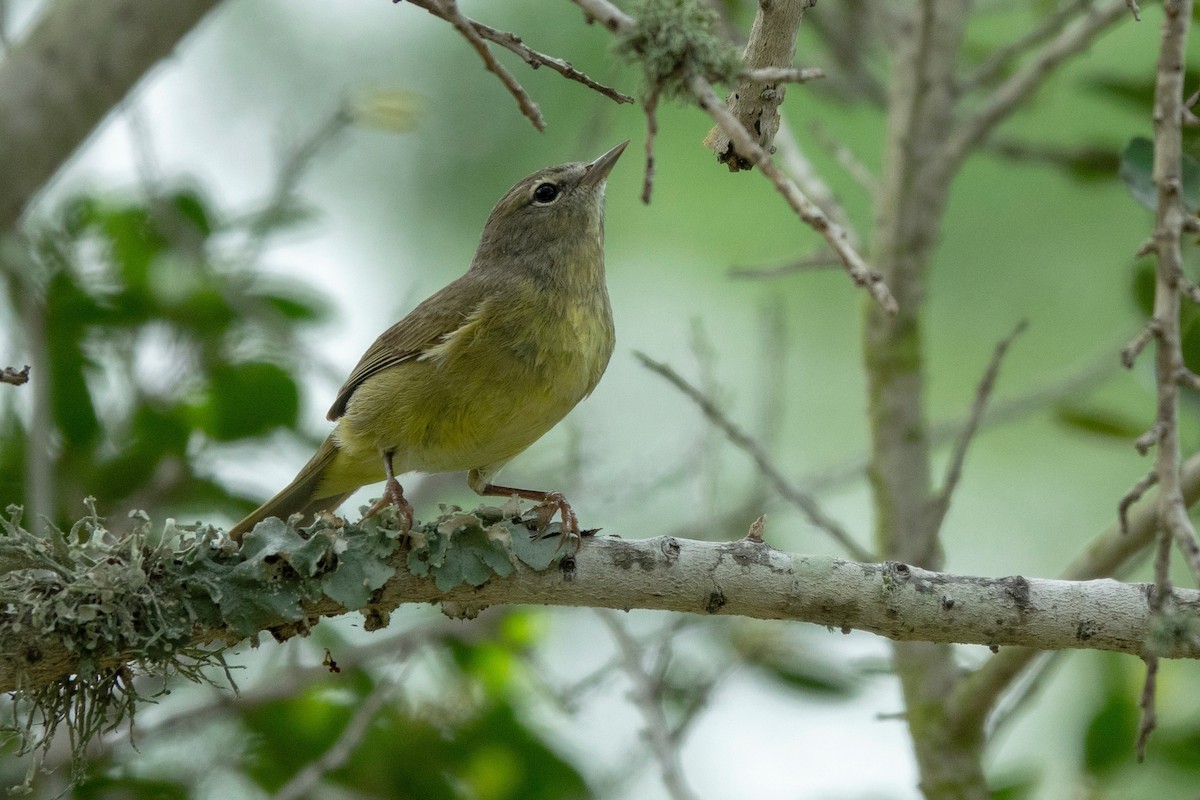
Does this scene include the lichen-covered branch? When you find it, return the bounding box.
[4,506,1200,699]
[571,0,895,312]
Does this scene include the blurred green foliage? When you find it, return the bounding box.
[0,185,327,528]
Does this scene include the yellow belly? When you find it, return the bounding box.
[320,290,614,495]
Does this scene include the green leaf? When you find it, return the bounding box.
[1119,137,1200,213]
[98,205,168,289]
[1054,404,1146,440]
[171,188,216,236]
[257,290,328,322]
[1131,258,1155,318]
[200,361,299,440]
[45,272,101,446]
[1082,655,1138,776]
[73,774,189,800]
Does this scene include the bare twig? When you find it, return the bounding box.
[635,351,872,561]
[1119,471,1158,535]
[1135,421,1163,456]
[406,0,546,131]
[808,119,879,195]
[1,364,28,386]
[962,0,1093,91]
[1179,275,1200,305]
[1136,655,1158,761]
[773,116,862,243]
[1127,0,1143,21]
[691,75,896,312]
[1121,318,1161,368]
[470,20,632,104]
[641,85,660,204]
[599,612,702,800]
[928,320,1028,533]
[728,250,840,279]
[944,1,1130,172]
[738,66,825,84]
[568,0,890,311]
[1178,367,1200,392]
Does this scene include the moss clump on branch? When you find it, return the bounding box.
[614,0,741,99]
[0,499,569,790]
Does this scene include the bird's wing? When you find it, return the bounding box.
[326,275,488,421]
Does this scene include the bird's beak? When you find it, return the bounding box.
[580,140,629,188]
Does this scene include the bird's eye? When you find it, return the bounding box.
[533,183,559,204]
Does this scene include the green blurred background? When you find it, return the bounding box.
[3,0,1200,797]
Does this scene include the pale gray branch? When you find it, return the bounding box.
[0,0,219,230]
[704,0,816,170]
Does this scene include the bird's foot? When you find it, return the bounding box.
[364,477,414,534]
[527,491,582,549]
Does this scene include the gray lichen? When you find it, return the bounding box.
[0,497,568,790]
[614,0,742,100]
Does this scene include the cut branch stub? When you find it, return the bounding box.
[703,0,817,172]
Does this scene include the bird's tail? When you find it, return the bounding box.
[228,436,356,541]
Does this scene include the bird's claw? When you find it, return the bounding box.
[364,477,414,534]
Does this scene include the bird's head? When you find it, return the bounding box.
[473,141,628,275]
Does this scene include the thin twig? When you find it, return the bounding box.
[728,250,841,279]
[568,0,891,311]
[470,20,632,104]
[635,351,872,561]
[239,105,352,268]
[1136,655,1158,761]
[1135,421,1163,456]
[801,352,1117,495]
[928,320,1028,533]
[690,74,896,313]
[962,0,1092,91]
[641,85,660,204]
[1121,318,1161,368]
[774,116,863,244]
[738,66,825,83]
[407,0,546,131]
[943,0,1130,172]
[808,119,879,195]
[598,612,702,800]
[1,364,29,386]
[1119,471,1158,535]
[1127,0,1143,21]
[1179,275,1200,305]
[1146,0,1200,588]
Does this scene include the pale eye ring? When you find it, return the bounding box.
[533,183,559,203]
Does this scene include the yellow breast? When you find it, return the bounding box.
[331,284,614,483]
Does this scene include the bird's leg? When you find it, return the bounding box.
[364,449,413,533]
[476,480,580,539]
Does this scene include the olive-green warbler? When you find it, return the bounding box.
[229,141,627,540]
